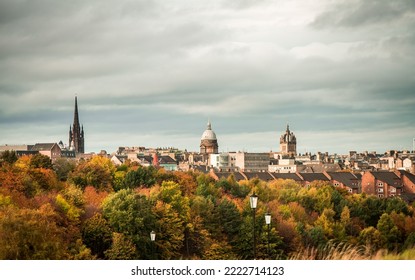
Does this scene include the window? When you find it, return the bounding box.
[377,182,384,187]
[378,194,384,198]
[348,188,353,193]
[334,183,340,187]
[377,188,384,193]
[390,187,396,193]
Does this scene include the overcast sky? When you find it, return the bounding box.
[1,0,414,154]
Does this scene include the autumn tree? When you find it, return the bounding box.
[0,204,67,259]
[377,213,402,251]
[102,189,155,258]
[30,153,53,169]
[82,213,113,259]
[69,156,115,190]
[124,166,157,188]
[153,201,185,259]
[53,158,76,181]
[0,150,17,165]
[105,233,137,260]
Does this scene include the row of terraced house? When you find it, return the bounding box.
[209,170,415,202]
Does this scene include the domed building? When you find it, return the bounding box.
[200,121,219,155]
[280,124,297,158]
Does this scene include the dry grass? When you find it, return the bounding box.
[289,242,415,260]
[289,242,374,260]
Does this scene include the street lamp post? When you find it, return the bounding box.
[265,213,271,257]
[150,230,156,259]
[250,193,258,260]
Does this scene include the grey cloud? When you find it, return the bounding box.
[0,1,414,153]
[312,0,415,28]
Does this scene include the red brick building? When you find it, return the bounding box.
[361,171,402,198]
[398,170,415,194]
[325,172,360,194]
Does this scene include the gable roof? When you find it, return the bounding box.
[243,172,274,181]
[30,143,59,151]
[138,155,153,164]
[272,173,303,181]
[192,165,209,173]
[300,172,330,182]
[371,171,401,187]
[327,172,359,189]
[159,155,177,164]
[214,172,246,181]
[399,170,415,184]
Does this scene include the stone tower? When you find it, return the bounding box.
[200,120,219,155]
[279,124,296,158]
[69,96,85,153]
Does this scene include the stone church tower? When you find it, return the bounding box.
[69,96,85,153]
[200,120,219,155]
[280,124,296,158]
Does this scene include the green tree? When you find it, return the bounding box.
[153,201,185,259]
[215,198,242,242]
[113,170,127,191]
[0,150,18,165]
[257,225,284,260]
[203,240,238,260]
[69,156,115,190]
[377,213,402,251]
[102,189,155,258]
[358,226,383,252]
[125,166,156,188]
[105,233,137,260]
[196,174,220,199]
[314,208,336,238]
[82,213,113,259]
[403,232,415,250]
[53,158,76,181]
[30,154,53,169]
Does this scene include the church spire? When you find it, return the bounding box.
[73,96,80,130]
[69,96,85,154]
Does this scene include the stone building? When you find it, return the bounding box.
[279,124,297,158]
[69,96,85,154]
[200,120,219,156]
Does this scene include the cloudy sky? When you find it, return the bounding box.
[1,0,414,154]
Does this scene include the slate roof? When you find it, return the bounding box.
[399,170,415,184]
[159,155,177,164]
[61,150,76,158]
[326,172,359,189]
[272,173,303,181]
[31,143,59,151]
[243,172,275,181]
[299,173,330,182]
[192,165,209,173]
[371,171,401,187]
[137,155,153,164]
[354,173,362,180]
[214,172,246,181]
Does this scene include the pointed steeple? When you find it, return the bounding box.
[73,96,80,130]
[69,96,85,154]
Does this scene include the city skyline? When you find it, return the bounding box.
[1,1,414,154]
